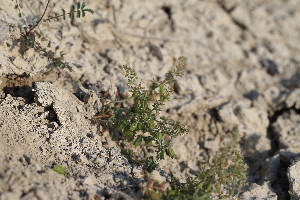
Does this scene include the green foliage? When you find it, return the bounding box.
[12,0,94,72]
[100,57,188,172]
[149,127,248,200]
[52,165,68,175]
[14,2,23,18]
[43,2,94,22]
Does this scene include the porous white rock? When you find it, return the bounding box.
[287,160,300,200]
[285,88,300,109]
[0,20,9,43]
[242,182,277,200]
[272,111,300,149]
[174,74,205,95]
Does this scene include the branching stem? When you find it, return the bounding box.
[43,11,75,22]
[27,0,51,34]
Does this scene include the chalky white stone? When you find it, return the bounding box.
[0,20,9,43]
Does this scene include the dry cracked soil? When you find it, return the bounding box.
[1,0,300,199]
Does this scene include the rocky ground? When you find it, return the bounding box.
[0,0,300,199]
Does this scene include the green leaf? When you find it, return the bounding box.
[160,94,166,102]
[66,64,72,72]
[77,2,80,10]
[166,146,175,158]
[144,137,153,146]
[81,2,86,9]
[83,8,94,14]
[54,12,59,21]
[133,135,143,147]
[158,150,164,160]
[117,121,126,130]
[52,165,67,174]
[159,84,165,94]
[137,123,144,131]
[197,182,204,189]
[123,129,134,137]
[150,82,157,90]
[156,132,162,141]
[129,122,138,131]
[58,61,71,71]
[149,121,155,129]
[70,5,75,19]
[77,10,81,18]
[27,35,35,48]
[62,9,66,20]
[134,105,142,114]
[123,148,134,156]
[205,184,212,192]
[82,11,85,17]
[144,156,158,172]
[58,61,63,66]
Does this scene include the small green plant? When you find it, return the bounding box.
[12,0,94,71]
[93,57,189,171]
[52,164,68,175]
[145,127,248,200]
[168,128,248,199]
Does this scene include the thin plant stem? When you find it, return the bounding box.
[27,0,51,34]
[43,11,76,22]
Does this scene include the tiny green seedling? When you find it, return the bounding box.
[52,165,68,175]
